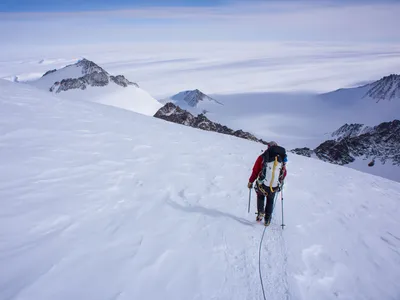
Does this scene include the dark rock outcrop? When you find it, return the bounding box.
[42,69,57,77]
[154,103,268,144]
[110,75,139,88]
[292,120,400,166]
[291,147,313,157]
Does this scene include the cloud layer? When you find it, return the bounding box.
[1,1,400,45]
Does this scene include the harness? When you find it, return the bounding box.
[256,145,286,196]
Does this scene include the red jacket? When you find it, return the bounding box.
[249,155,287,183]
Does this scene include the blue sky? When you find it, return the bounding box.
[2,0,225,12]
[3,0,397,12]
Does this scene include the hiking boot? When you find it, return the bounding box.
[264,214,271,226]
[256,212,265,222]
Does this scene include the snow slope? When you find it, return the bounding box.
[49,83,162,116]
[1,79,400,300]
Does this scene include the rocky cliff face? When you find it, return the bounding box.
[292,120,400,166]
[154,103,268,145]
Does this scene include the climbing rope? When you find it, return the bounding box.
[258,225,267,300]
[258,192,279,300]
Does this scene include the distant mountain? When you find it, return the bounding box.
[319,73,400,126]
[322,73,400,103]
[154,103,268,145]
[292,120,400,181]
[331,123,372,141]
[171,89,222,107]
[29,58,162,116]
[160,89,223,112]
[364,74,400,102]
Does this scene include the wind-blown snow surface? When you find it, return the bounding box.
[1,80,400,300]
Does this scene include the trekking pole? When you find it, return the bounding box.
[248,188,252,213]
[280,186,286,229]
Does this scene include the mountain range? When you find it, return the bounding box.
[6,57,400,181]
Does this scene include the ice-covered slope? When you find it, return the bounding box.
[28,58,162,116]
[1,79,400,300]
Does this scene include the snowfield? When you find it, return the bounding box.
[1,79,400,300]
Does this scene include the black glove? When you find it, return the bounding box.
[247,182,253,189]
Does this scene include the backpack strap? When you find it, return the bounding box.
[269,156,279,193]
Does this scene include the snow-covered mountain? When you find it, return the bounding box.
[1,79,400,300]
[322,73,400,103]
[160,89,222,112]
[154,103,268,144]
[331,123,372,141]
[292,120,400,182]
[364,74,400,101]
[28,58,162,116]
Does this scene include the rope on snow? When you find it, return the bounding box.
[258,192,279,300]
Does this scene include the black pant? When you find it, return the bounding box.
[256,190,277,216]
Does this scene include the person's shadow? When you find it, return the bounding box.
[165,197,255,227]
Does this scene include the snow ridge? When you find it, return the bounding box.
[364,74,400,101]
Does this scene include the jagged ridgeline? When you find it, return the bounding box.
[154,103,268,145]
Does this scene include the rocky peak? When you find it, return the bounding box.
[171,89,222,107]
[44,58,139,93]
[76,58,108,76]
